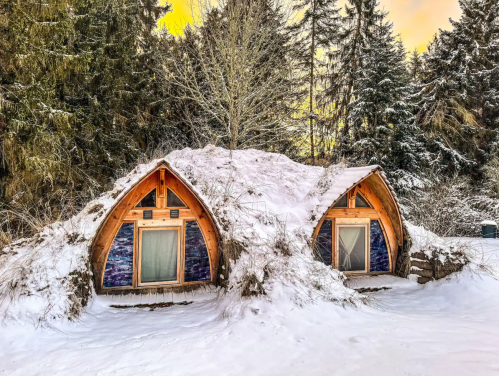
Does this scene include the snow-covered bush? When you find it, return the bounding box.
[400,176,499,237]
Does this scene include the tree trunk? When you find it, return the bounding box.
[309,0,317,165]
[342,1,363,141]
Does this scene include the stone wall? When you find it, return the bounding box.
[410,247,468,284]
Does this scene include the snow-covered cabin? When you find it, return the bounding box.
[91,147,405,295]
[311,167,404,274]
[0,146,409,322]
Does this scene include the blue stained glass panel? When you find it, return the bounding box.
[184,221,211,282]
[316,220,333,265]
[103,222,134,287]
[370,220,389,272]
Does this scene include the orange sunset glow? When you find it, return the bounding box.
[160,0,462,52]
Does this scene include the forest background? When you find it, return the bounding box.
[0,0,498,245]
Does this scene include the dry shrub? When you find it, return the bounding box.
[218,237,247,286]
[66,268,92,321]
[222,238,246,262]
[87,203,104,214]
[271,220,295,256]
[0,189,93,249]
[241,273,265,297]
[401,176,499,237]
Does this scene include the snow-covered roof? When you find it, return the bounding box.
[0,145,384,324]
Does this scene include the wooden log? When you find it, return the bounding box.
[411,268,433,278]
[417,276,433,284]
[411,260,433,270]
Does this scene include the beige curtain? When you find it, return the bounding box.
[141,230,178,283]
[339,227,363,271]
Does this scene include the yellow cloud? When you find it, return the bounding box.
[161,0,462,51]
[159,0,196,35]
[377,0,462,52]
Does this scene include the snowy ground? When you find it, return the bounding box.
[1,238,499,376]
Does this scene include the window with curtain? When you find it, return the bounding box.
[338,226,366,272]
[140,229,179,283]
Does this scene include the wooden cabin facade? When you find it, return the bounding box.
[91,162,220,294]
[312,170,404,274]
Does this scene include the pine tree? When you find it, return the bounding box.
[417,0,499,176]
[0,0,90,209]
[408,49,423,82]
[73,0,171,173]
[0,0,170,219]
[289,0,340,164]
[346,21,413,165]
[324,0,384,148]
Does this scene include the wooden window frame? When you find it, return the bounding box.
[137,226,182,287]
[316,184,396,275]
[335,218,370,274]
[96,164,220,292]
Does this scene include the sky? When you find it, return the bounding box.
[159,0,463,52]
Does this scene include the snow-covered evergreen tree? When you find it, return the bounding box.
[345,20,410,161]
[0,0,170,221]
[289,0,341,163]
[417,0,499,176]
[338,18,431,192]
[408,49,423,82]
[324,0,384,146]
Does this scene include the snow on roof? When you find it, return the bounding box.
[0,145,380,324]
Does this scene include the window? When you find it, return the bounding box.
[370,220,389,272]
[336,220,369,273]
[138,227,180,285]
[136,189,156,208]
[355,193,371,208]
[316,220,333,265]
[184,221,211,282]
[103,222,134,287]
[167,188,186,208]
[333,194,348,208]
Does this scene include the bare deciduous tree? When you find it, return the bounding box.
[165,0,297,150]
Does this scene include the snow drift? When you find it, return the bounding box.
[0,146,399,324]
